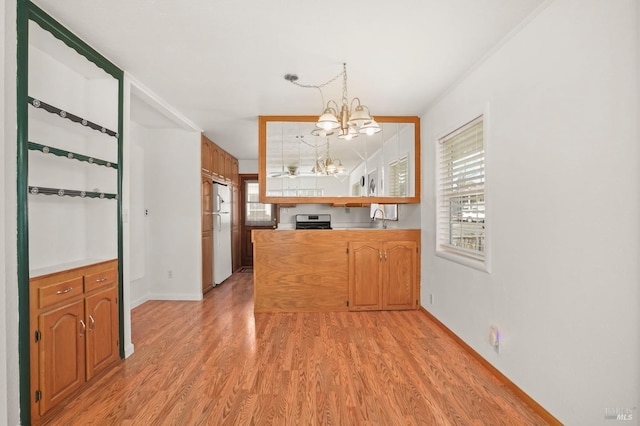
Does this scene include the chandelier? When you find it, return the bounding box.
[285,63,381,140]
[312,150,346,176]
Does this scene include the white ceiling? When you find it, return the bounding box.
[33,0,547,160]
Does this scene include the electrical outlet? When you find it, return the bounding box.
[430,293,434,305]
[168,270,173,279]
[489,326,501,354]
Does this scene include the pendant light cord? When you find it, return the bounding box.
[285,63,346,111]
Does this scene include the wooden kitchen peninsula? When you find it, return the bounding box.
[252,229,421,313]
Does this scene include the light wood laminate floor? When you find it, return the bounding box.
[43,272,549,425]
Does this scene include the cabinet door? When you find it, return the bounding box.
[348,242,383,311]
[231,185,240,271]
[201,137,212,174]
[202,176,212,232]
[211,145,221,177]
[231,158,239,186]
[224,152,233,182]
[383,241,417,310]
[218,150,226,179]
[202,231,213,292]
[232,228,241,272]
[85,286,119,380]
[39,299,86,415]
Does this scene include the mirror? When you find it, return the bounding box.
[258,116,420,204]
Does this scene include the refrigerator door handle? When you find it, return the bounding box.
[212,212,221,231]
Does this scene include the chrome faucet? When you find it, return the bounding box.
[371,207,387,229]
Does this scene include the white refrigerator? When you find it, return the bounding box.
[212,183,232,285]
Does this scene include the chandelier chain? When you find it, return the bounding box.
[287,68,344,90]
[285,62,380,139]
[341,63,348,107]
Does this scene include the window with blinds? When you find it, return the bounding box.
[245,181,276,226]
[437,116,485,261]
[389,156,409,197]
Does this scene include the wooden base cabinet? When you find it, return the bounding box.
[30,259,119,421]
[349,240,419,311]
[202,231,213,292]
[38,299,85,415]
[85,286,119,380]
[253,229,420,313]
[348,242,383,310]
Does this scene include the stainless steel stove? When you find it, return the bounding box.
[295,214,332,230]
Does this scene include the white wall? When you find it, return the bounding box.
[238,159,257,174]
[127,121,150,308]
[421,0,639,424]
[278,203,421,229]
[124,75,203,306]
[27,40,118,271]
[143,128,202,301]
[3,0,20,423]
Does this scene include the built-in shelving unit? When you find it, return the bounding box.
[17,2,124,424]
[28,96,119,137]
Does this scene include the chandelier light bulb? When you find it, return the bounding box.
[285,62,377,142]
[360,119,381,135]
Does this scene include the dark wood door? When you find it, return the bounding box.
[240,174,276,267]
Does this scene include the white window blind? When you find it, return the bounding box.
[245,181,276,226]
[389,156,409,197]
[437,116,485,260]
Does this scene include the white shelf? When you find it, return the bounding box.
[30,257,116,278]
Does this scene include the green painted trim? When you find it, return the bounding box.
[28,142,118,169]
[28,97,119,138]
[28,186,118,199]
[17,1,31,424]
[17,2,126,424]
[27,1,123,80]
[117,77,125,358]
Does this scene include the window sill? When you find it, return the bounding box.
[435,248,490,273]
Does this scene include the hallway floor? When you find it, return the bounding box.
[42,272,549,425]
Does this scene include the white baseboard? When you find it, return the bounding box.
[124,343,135,358]
[130,295,150,309]
[147,292,203,302]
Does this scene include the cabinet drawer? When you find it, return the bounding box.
[84,269,117,293]
[38,277,84,309]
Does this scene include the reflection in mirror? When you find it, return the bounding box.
[370,203,399,221]
[259,116,420,203]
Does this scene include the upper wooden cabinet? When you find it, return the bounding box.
[224,152,233,183]
[201,135,212,174]
[212,144,223,178]
[231,158,239,186]
[201,133,238,184]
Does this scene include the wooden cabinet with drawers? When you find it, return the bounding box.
[29,259,119,420]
